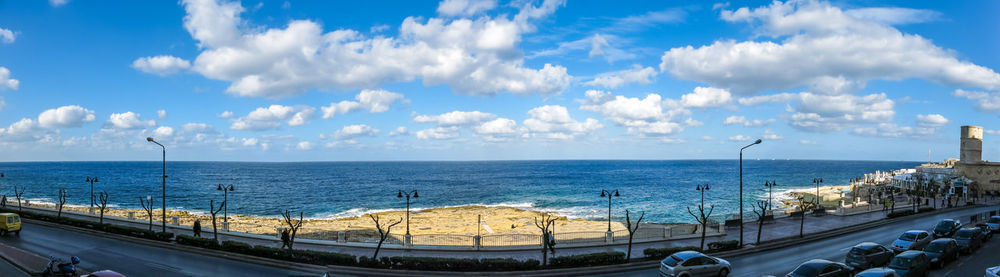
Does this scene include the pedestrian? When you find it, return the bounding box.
[280,229,290,249]
[193,219,202,237]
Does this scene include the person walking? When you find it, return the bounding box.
[193,219,202,237]
[280,229,291,249]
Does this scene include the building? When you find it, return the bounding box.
[954,125,1000,195]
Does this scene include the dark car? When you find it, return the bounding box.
[887,251,930,277]
[954,228,984,253]
[854,267,899,277]
[846,242,893,269]
[787,259,854,277]
[974,223,993,241]
[921,238,959,268]
[932,219,961,238]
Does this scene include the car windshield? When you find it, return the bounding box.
[954,231,973,239]
[898,233,917,241]
[662,255,682,267]
[790,264,819,276]
[935,221,953,230]
[924,243,946,253]
[889,257,912,269]
[849,248,866,256]
[989,218,1000,224]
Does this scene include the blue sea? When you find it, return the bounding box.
[0,160,921,223]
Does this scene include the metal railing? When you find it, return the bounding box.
[481,233,540,247]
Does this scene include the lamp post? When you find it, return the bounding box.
[397,189,418,245]
[696,184,710,208]
[764,181,777,213]
[812,178,823,209]
[146,137,167,233]
[86,177,98,212]
[600,189,620,232]
[739,139,762,248]
[217,184,234,223]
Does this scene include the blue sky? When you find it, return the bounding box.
[0,0,998,162]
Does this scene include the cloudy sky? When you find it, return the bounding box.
[0,0,998,161]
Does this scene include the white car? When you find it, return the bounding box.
[659,251,731,277]
[986,265,999,277]
[890,230,932,253]
[986,216,1000,233]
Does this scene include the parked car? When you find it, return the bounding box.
[658,250,731,277]
[974,223,993,241]
[853,267,898,277]
[932,219,961,238]
[786,259,854,277]
[986,265,999,277]
[954,228,984,254]
[886,251,930,277]
[921,238,959,268]
[0,213,21,236]
[986,216,1000,233]
[846,242,894,270]
[890,230,932,253]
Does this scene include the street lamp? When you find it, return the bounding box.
[217,184,234,223]
[600,189,620,232]
[764,181,777,213]
[812,178,823,209]
[397,190,418,237]
[86,177,98,211]
[146,137,167,233]
[739,138,762,248]
[696,184,710,209]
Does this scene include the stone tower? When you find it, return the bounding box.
[960,125,983,164]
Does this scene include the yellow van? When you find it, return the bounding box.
[0,213,21,236]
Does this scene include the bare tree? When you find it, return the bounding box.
[796,197,811,238]
[209,199,226,242]
[623,209,645,262]
[534,213,557,266]
[368,214,402,260]
[97,192,109,224]
[687,203,715,251]
[56,189,67,218]
[14,186,25,213]
[281,210,304,251]
[140,196,154,231]
[751,200,769,245]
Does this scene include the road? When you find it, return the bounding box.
[0,221,321,277]
[605,205,1000,277]
[0,256,27,277]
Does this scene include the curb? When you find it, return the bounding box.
[19,219,330,275]
[0,243,45,276]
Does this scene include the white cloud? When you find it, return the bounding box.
[0,28,15,43]
[388,126,409,137]
[416,126,460,140]
[952,89,1000,112]
[0,97,4,112]
[660,0,1000,94]
[738,92,895,132]
[106,112,157,129]
[242,137,259,146]
[153,126,175,137]
[49,0,69,7]
[0,118,42,142]
[296,141,314,150]
[436,0,497,17]
[475,118,518,135]
[157,110,168,120]
[583,65,657,89]
[762,129,783,140]
[0,67,20,90]
[169,0,570,98]
[680,87,732,108]
[723,116,775,127]
[332,124,379,139]
[852,123,934,138]
[579,90,690,137]
[916,114,948,127]
[522,105,602,139]
[530,34,635,63]
[38,105,96,128]
[218,111,234,118]
[799,139,817,145]
[738,93,798,106]
[131,55,191,76]
[414,110,496,126]
[844,7,942,25]
[230,105,316,131]
[729,135,752,142]
[321,89,407,119]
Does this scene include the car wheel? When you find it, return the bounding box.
[718,268,729,277]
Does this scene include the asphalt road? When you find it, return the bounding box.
[0,222,320,277]
[604,205,1000,277]
[0,256,28,277]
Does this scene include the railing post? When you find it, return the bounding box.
[338,231,346,243]
[404,234,412,247]
[663,226,671,239]
[23,200,29,207]
[127,211,135,220]
[605,230,613,244]
[222,221,229,232]
[718,222,725,234]
[171,216,179,225]
[474,235,481,250]
[88,207,95,214]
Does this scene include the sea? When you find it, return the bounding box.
[0,160,921,223]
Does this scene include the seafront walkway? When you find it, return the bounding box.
[6,195,998,262]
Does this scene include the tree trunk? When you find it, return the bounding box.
[212,215,218,242]
[626,235,634,262]
[373,239,383,260]
[700,222,707,250]
[756,219,764,245]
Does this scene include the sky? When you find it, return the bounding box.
[0,0,998,162]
